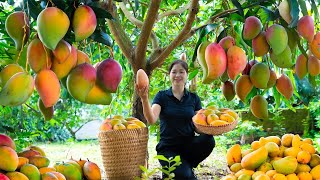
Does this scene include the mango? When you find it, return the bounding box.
[227,45,247,80]
[226,144,242,166]
[0,173,9,180]
[255,174,270,180]
[0,64,24,88]
[50,172,66,180]
[136,69,149,89]
[266,70,277,88]
[17,157,29,169]
[279,0,292,24]
[39,167,56,175]
[42,172,58,180]
[51,45,77,79]
[27,38,52,73]
[295,163,311,173]
[273,156,298,175]
[0,146,18,171]
[20,164,41,180]
[284,147,301,158]
[257,162,273,172]
[242,59,258,75]
[54,161,82,180]
[0,72,34,106]
[0,133,16,150]
[83,160,101,180]
[73,5,97,41]
[38,98,54,121]
[218,36,235,51]
[29,156,50,168]
[252,31,269,57]
[310,164,320,179]
[295,54,308,79]
[5,11,29,50]
[37,7,70,50]
[250,95,268,120]
[29,145,46,157]
[6,172,28,180]
[297,172,312,180]
[204,43,227,80]
[310,32,320,59]
[230,163,242,173]
[297,15,314,42]
[221,175,237,180]
[276,74,293,100]
[265,142,280,157]
[243,16,262,40]
[235,169,255,177]
[235,75,253,102]
[309,154,320,167]
[266,24,288,55]
[52,40,71,64]
[96,58,122,93]
[241,146,268,170]
[250,63,270,89]
[286,174,299,180]
[76,50,91,65]
[265,136,281,146]
[197,41,212,83]
[238,174,252,180]
[281,133,294,147]
[307,55,320,76]
[300,142,316,154]
[297,151,311,164]
[222,81,235,101]
[67,63,96,102]
[84,84,112,105]
[270,46,294,68]
[18,149,41,158]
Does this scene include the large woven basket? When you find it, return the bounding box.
[193,118,238,135]
[98,128,148,180]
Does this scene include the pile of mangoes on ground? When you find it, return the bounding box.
[0,133,101,180]
[222,134,320,180]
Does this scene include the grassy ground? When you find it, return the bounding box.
[34,135,230,179]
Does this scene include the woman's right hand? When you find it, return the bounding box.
[136,84,149,101]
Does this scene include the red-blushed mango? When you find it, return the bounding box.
[241,146,268,170]
[276,74,293,100]
[308,55,320,76]
[96,58,122,93]
[136,69,149,89]
[85,83,112,105]
[29,155,50,168]
[38,98,54,121]
[76,158,87,169]
[83,160,101,180]
[17,157,29,169]
[52,40,71,64]
[266,24,288,55]
[270,45,294,68]
[35,69,60,107]
[227,45,247,80]
[252,31,269,57]
[51,45,77,79]
[250,63,270,89]
[295,54,308,79]
[0,133,16,150]
[18,149,41,158]
[76,50,90,65]
[6,172,28,180]
[67,63,96,102]
[65,160,82,175]
[0,64,24,88]
[243,16,262,40]
[197,41,212,83]
[204,43,227,80]
[0,173,9,180]
[226,144,242,166]
[5,11,29,50]
[222,81,235,101]
[218,36,235,51]
[73,5,97,41]
[266,70,277,88]
[42,172,58,180]
[0,72,34,106]
[37,7,70,50]
[235,75,253,102]
[242,59,258,75]
[250,95,268,120]
[50,172,66,180]
[310,32,320,59]
[0,146,18,171]
[297,15,314,43]
[20,164,41,180]
[39,167,56,175]
[27,38,52,73]
[54,161,82,180]
[279,0,292,24]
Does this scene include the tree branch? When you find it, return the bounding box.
[158,2,191,20]
[106,2,134,63]
[150,0,199,70]
[134,0,161,69]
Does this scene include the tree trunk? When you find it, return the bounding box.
[132,91,147,124]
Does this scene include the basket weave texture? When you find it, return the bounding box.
[98,128,148,180]
[193,118,238,135]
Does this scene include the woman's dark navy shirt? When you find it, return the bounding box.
[152,87,202,145]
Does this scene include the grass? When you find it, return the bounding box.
[34,135,230,179]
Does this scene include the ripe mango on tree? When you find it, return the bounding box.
[204,43,227,81]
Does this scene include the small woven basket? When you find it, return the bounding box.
[98,128,148,180]
[193,118,238,135]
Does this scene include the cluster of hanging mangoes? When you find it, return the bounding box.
[197,1,319,120]
[0,5,122,120]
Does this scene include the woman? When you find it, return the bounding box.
[136,59,215,179]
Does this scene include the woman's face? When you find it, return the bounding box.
[170,64,187,86]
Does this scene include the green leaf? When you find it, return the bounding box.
[90,30,113,47]
[309,0,319,18]
[89,3,114,19]
[288,0,300,28]
[139,165,148,172]
[258,6,277,22]
[273,86,281,110]
[188,69,198,80]
[298,0,308,16]
[172,155,181,163]
[155,155,169,162]
[27,0,43,20]
[231,0,244,17]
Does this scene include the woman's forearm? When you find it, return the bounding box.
[141,98,157,124]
